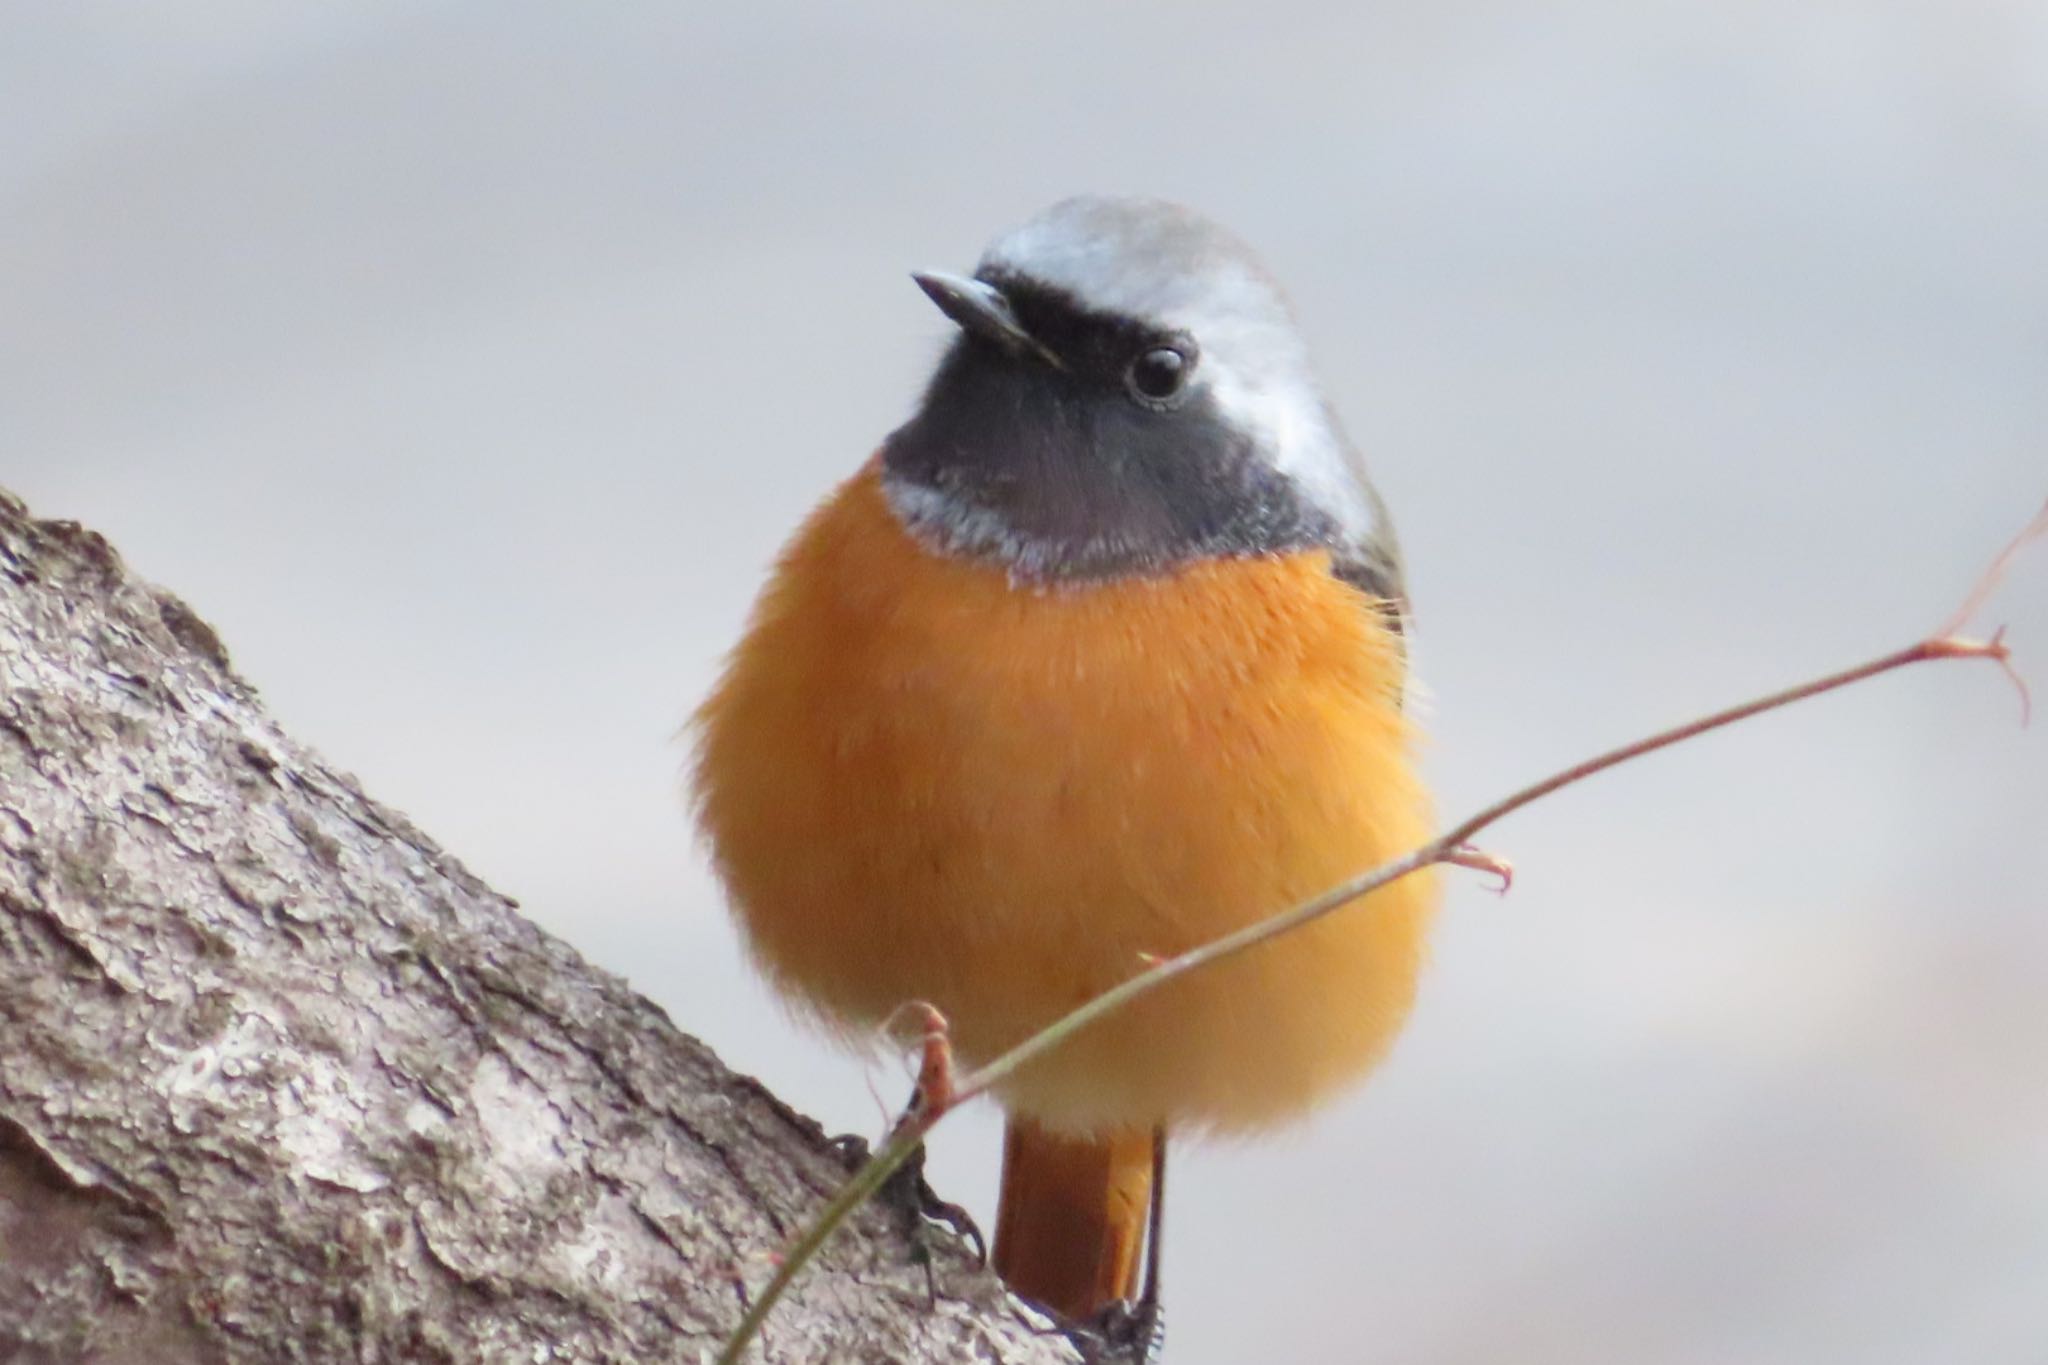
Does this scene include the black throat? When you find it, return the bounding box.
[880,286,1341,586]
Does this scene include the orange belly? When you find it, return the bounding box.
[693,460,1438,1135]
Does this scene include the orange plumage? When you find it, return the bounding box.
[693,459,1438,1138]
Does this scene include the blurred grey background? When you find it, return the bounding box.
[5,4,2046,1361]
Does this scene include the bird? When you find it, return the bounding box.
[691,195,1438,1344]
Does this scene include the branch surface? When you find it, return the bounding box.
[0,489,1071,1364]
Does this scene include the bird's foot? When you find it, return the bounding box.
[879,1137,986,1264]
[830,1134,988,1304]
[1075,1295,1165,1365]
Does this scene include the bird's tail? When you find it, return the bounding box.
[992,1117,1153,1319]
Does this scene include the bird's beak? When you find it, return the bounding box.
[911,270,1064,370]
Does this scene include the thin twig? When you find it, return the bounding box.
[950,633,2014,1105]
[714,1012,960,1365]
[714,504,2039,1363]
[713,1120,932,1365]
[1935,496,2048,639]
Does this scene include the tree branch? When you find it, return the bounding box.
[0,488,1075,1364]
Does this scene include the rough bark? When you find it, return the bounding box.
[0,487,1077,1365]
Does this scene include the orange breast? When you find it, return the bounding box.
[693,460,1438,1135]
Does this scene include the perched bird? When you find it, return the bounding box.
[692,196,1438,1338]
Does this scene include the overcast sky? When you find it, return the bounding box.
[5,5,2046,1362]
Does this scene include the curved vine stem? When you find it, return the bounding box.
[715,497,2043,1364]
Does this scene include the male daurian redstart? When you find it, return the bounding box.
[692,196,1437,1337]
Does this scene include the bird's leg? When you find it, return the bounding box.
[834,1114,989,1306]
[876,1129,986,1304]
[859,1002,985,1297]
[827,1005,986,1302]
[838,1042,987,1303]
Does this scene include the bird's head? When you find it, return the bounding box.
[882,195,1400,606]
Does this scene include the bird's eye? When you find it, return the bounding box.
[1125,345,1193,407]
